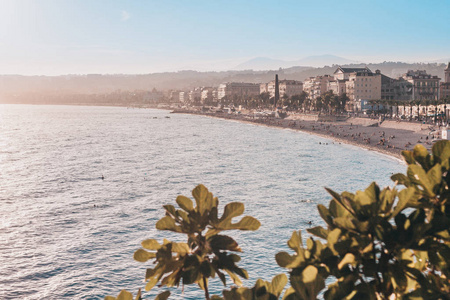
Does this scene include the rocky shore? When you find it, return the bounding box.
[172,109,442,160]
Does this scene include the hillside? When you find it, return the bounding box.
[0,62,447,104]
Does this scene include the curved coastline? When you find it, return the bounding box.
[173,109,437,162]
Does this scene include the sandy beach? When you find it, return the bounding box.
[172,109,442,160]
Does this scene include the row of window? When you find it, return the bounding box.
[416,81,438,87]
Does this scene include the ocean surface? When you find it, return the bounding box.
[0,105,405,299]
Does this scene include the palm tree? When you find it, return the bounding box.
[443,96,450,124]
[408,100,414,120]
[415,100,422,121]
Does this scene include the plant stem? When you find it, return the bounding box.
[203,277,210,300]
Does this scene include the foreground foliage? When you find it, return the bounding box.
[107,141,450,299]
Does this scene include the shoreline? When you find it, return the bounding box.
[2,103,434,162]
[172,109,438,162]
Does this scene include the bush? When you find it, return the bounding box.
[107,142,450,299]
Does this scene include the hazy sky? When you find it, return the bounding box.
[1,0,449,75]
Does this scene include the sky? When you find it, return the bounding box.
[0,0,449,75]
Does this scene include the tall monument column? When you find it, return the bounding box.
[274,74,279,108]
[445,62,450,83]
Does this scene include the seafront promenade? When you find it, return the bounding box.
[173,108,439,160]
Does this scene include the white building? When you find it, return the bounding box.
[217,82,260,100]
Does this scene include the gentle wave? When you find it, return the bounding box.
[0,104,404,299]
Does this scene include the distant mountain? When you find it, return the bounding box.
[0,62,447,105]
[233,54,357,70]
[232,57,300,71]
[296,54,357,67]
[429,58,450,64]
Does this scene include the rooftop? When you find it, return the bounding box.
[334,66,372,74]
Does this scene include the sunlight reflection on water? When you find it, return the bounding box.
[0,105,404,299]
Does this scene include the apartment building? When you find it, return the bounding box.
[402,70,440,101]
[334,66,372,81]
[201,87,217,103]
[217,82,260,99]
[303,75,332,99]
[265,79,303,98]
[189,88,202,104]
[327,79,347,96]
[345,69,381,100]
[260,83,269,94]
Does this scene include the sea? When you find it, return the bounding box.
[0,104,405,299]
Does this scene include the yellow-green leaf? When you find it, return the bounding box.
[338,253,356,270]
[220,202,245,222]
[141,239,161,250]
[192,184,209,214]
[270,273,288,296]
[134,249,156,262]
[155,291,171,300]
[145,276,159,291]
[156,216,182,232]
[176,195,194,212]
[171,242,190,255]
[116,290,133,300]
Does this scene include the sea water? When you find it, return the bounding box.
[0,105,404,299]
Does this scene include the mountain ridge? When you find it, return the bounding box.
[233,54,357,70]
[0,62,447,103]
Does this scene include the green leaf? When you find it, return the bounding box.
[171,242,190,255]
[413,144,429,160]
[338,253,356,270]
[133,249,156,262]
[333,217,357,232]
[291,266,325,300]
[220,202,245,222]
[156,216,182,232]
[163,205,176,217]
[357,182,379,207]
[432,140,450,163]
[270,273,288,297]
[154,291,171,300]
[427,164,442,188]
[208,235,241,252]
[134,289,141,300]
[391,173,411,186]
[287,230,303,253]
[307,226,329,240]
[393,187,416,216]
[402,150,415,164]
[231,216,261,230]
[275,251,294,268]
[141,239,161,250]
[145,276,159,291]
[176,195,194,212]
[282,287,300,300]
[408,165,435,196]
[116,290,133,300]
[317,204,333,226]
[192,184,210,215]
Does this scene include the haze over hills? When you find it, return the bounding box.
[233,55,357,70]
[0,61,447,104]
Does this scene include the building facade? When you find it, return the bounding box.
[303,75,332,99]
[440,63,450,100]
[345,68,381,110]
[217,82,260,100]
[200,87,217,104]
[402,70,440,101]
[266,79,303,98]
[327,79,347,96]
[334,66,372,81]
[189,88,202,104]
